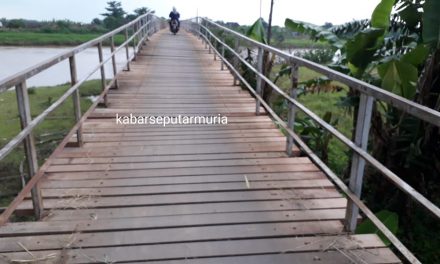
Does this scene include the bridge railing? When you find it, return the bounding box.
[0,12,163,223]
[186,17,440,263]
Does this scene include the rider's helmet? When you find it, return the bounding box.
[172,6,177,13]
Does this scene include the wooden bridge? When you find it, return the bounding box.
[0,13,439,263]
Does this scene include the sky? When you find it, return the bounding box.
[0,0,381,26]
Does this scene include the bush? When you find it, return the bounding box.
[296,49,335,64]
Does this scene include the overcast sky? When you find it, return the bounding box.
[0,0,381,26]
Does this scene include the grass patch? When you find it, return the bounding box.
[0,80,102,206]
[271,64,353,176]
[0,31,126,46]
[276,38,331,49]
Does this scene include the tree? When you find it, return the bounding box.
[101,1,126,29]
[284,0,440,261]
[91,18,102,25]
[126,7,152,21]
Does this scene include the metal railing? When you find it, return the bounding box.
[185,17,440,263]
[0,11,162,223]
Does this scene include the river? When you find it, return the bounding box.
[0,46,133,88]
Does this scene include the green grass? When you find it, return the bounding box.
[0,31,126,46]
[276,38,331,49]
[0,80,102,206]
[271,65,353,176]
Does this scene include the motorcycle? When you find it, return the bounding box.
[170,19,179,35]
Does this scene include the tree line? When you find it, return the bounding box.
[0,1,152,33]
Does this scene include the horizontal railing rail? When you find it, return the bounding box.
[0,12,163,224]
[184,17,440,263]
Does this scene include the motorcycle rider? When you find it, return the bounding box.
[169,7,180,31]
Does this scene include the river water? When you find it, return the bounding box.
[0,46,133,88]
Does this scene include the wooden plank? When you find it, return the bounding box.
[35,179,335,198]
[0,235,390,263]
[57,142,296,157]
[78,137,287,148]
[45,157,312,172]
[19,190,344,212]
[129,250,401,264]
[50,152,287,165]
[41,171,326,188]
[0,221,345,252]
[44,164,321,180]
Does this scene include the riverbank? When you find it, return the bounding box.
[0,80,102,206]
[0,31,126,46]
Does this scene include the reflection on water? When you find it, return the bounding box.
[0,46,133,88]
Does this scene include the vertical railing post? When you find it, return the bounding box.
[132,24,137,61]
[69,55,83,147]
[110,36,118,89]
[97,42,107,107]
[221,39,225,71]
[233,38,240,85]
[208,34,212,54]
[145,15,152,41]
[124,28,131,71]
[286,63,299,156]
[255,47,264,115]
[15,81,43,219]
[213,39,217,60]
[345,93,374,231]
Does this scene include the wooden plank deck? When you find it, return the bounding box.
[0,30,400,263]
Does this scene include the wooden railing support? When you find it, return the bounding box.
[69,55,83,147]
[97,42,107,107]
[345,93,374,231]
[221,39,225,71]
[132,24,137,61]
[124,28,131,71]
[255,47,264,115]
[286,63,299,156]
[110,36,119,89]
[233,38,240,86]
[15,81,43,219]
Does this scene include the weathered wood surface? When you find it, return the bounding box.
[0,30,400,263]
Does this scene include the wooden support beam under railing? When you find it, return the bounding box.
[286,63,299,157]
[69,55,83,147]
[15,81,43,220]
[110,36,119,89]
[345,93,374,231]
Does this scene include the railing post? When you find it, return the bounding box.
[208,34,212,54]
[213,39,217,60]
[124,28,131,71]
[255,47,264,115]
[221,39,225,71]
[110,36,119,89]
[69,55,83,147]
[145,16,150,42]
[233,38,240,85]
[132,24,137,61]
[15,81,43,219]
[286,63,299,156]
[345,93,374,232]
[97,42,108,107]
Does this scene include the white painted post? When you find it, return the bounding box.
[345,93,374,231]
